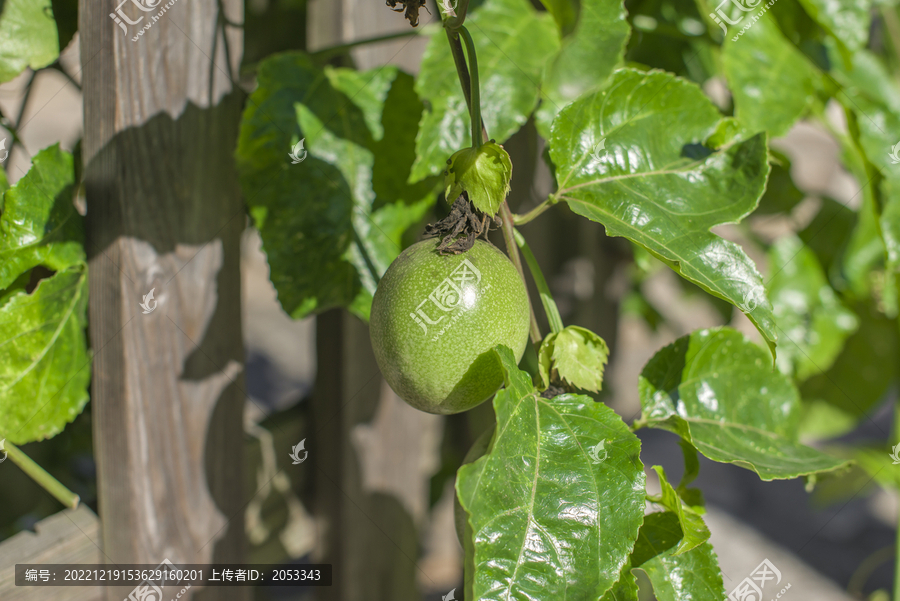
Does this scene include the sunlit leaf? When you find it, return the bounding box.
[639,327,850,480]
[549,68,777,353]
[457,345,645,600]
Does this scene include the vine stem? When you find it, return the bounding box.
[500,202,541,344]
[893,400,900,601]
[513,195,557,226]
[5,441,80,509]
[459,26,481,149]
[312,30,419,60]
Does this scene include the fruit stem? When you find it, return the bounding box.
[500,202,541,345]
[513,229,564,335]
[4,441,80,509]
[513,195,558,226]
[459,26,482,149]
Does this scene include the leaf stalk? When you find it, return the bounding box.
[5,441,80,509]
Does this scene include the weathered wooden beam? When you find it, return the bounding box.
[79,0,248,599]
[0,506,103,600]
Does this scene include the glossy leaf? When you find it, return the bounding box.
[639,538,726,601]
[639,327,850,480]
[677,439,705,512]
[410,0,558,181]
[536,0,630,137]
[768,235,858,381]
[236,55,434,320]
[797,0,871,52]
[601,561,639,601]
[538,325,610,392]
[0,145,84,290]
[457,345,646,600]
[549,68,777,353]
[0,265,90,444]
[0,0,59,83]
[649,466,710,554]
[631,512,682,568]
[444,141,512,215]
[722,12,822,138]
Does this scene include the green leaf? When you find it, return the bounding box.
[236,54,434,320]
[600,561,639,601]
[457,345,646,600]
[444,141,512,215]
[722,12,822,138]
[797,0,871,52]
[800,302,900,423]
[638,538,726,601]
[828,47,900,313]
[0,0,59,83]
[768,235,858,381]
[0,145,84,290]
[538,0,578,35]
[0,264,90,444]
[410,0,558,182]
[649,466,710,554]
[538,325,609,392]
[677,439,705,512]
[639,327,850,480]
[536,0,630,137]
[631,512,682,568]
[549,68,777,354]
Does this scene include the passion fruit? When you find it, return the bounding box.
[369,238,530,414]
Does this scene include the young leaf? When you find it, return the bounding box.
[648,466,710,554]
[631,512,681,568]
[0,0,59,83]
[538,325,609,392]
[768,235,858,381]
[236,55,434,321]
[722,12,823,138]
[457,345,645,600]
[536,0,630,137]
[631,513,725,600]
[639,327,850,480]
[444,141,512,215]
[0,145,84,290]
[0,265,90,444]
[638,539,726,601]
[410,0,558,181]
[549,68,777,354]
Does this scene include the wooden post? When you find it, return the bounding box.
[307,2,447,599]
[79,0,248,599]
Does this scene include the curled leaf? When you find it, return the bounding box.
[444,141,512,216]
[538,325,609,392]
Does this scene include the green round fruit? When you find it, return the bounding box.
[370,238,530,414]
